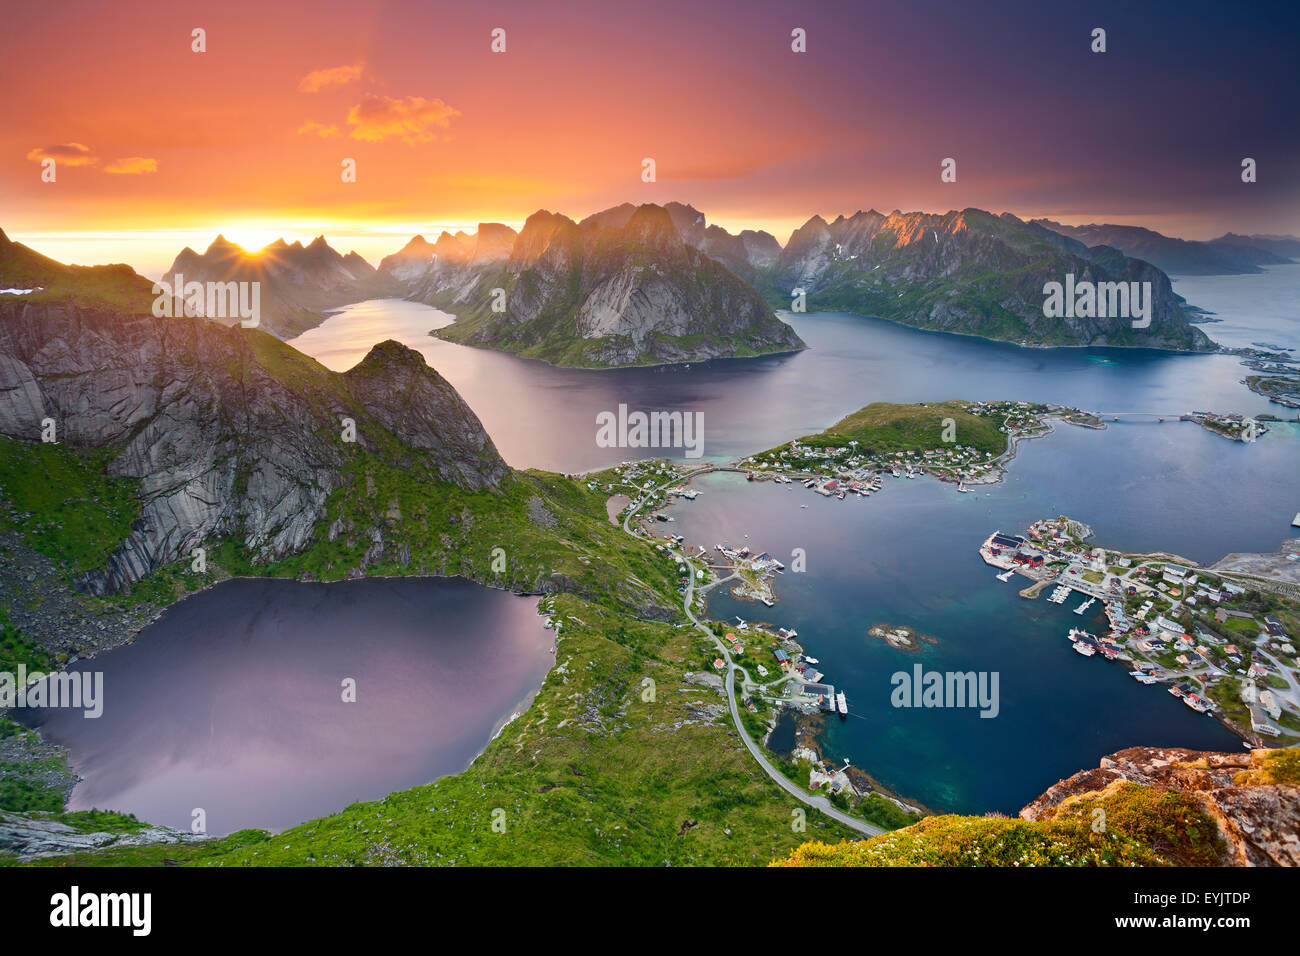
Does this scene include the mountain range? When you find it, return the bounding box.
[11,203,1292,361]
[163,235,401,338]
[401,202,805,367]
[1032,220,1298,276]
[379,203,1228,354]
[758,208,1213,350]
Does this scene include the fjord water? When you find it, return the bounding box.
[21,578,552,834]
[1171,264,1300,352]
[664,467,1250,815]
[282,285,1300,815]
[290,286,1295,474]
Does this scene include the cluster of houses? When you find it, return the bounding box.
[1186,410,1266,442]
[984,516,1300,742]
[740,401,1060,483]
[967,399,1053,435]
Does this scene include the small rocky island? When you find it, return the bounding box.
[869,623,938,652]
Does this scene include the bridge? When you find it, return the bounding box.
[1091,411,1190,421]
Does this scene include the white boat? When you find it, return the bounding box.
[1130,673,1158,684]
[1073,642,1096,657]
[1183,695,1208,713]
[803,656,817,664]
[836,691,848,716]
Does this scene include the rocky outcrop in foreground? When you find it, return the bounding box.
[775,746,1298,867]
[1020,746,1299,867]
[0,810,210,862]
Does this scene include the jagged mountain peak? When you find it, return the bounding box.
[622,203,685,245]
[347,337,432,373]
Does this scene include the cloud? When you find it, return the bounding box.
[345,94,460,145]
[25,143,98,167]
[104,156,158,174]
[298,63,364,93]
[297,120,341,138]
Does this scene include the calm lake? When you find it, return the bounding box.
[20,578,552,834]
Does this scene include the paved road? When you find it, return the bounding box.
[621,468,885,838]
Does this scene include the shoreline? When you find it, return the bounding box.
[978,519,1300,747]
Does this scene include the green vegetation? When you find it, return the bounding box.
[76,595,856,867]
[774,781,1226,867]
[424,219,803,368]
[855,794,924,831]
[813,401,1008,457]
[0,229,154,313]
[0,436,141,577]
[20,830,271,868]
[754,209,1207,351]
[746,400,1063,484]
[191,463,681,620]
[0,753,66,812]
[37,809,149,834]
[0,608,53,673]
[24,265,155,313]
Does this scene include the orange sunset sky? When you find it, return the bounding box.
[2,0,1297,277]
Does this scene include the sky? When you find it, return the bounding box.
[2,0,1298,277]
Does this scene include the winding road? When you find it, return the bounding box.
[620,467,885,838]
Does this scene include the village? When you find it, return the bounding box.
[599,458,887,804]
[980,515,1300,746]
[736,401,1093,491]
[595,444,1300,817]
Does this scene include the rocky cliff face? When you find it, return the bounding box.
[697,224,783,279]
[0,300,506,594]
[378,235,437,283]
[411,203,804,367]
[162,235,400,339]
[764,208,1214,350]
[1021,746,1299,867]
[0,810,213,862]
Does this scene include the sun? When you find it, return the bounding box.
[220,227,283,255]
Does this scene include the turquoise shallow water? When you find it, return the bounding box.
[664,419,1295,813]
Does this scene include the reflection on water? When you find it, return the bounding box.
[290,291,1294,473]
[19,578,552,834]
